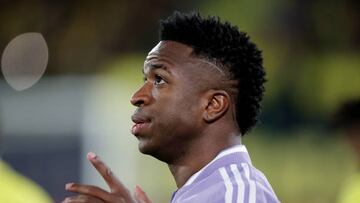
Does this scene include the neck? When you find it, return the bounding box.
[168,129,241,188]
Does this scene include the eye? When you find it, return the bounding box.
[154,74,165,85]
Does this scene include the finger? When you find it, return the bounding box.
[87,152,126,193]
[65,183,113,202]
[134,185,152,203]
[62,194,104,203]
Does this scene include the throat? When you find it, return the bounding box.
[167,146,226,188]
[168,161,201,188]
[167,130,241,188]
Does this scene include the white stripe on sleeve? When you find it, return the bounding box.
[230,164,245,203]
[241,163,256,203]
[219,167,233,203]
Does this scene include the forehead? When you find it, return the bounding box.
[143,41,227,82]
[145,41,194,65]
[143,41,231,91]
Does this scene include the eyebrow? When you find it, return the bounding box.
[142,62,171,75]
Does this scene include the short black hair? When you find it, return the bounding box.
[333,99,360,129]
[159,11,266,135]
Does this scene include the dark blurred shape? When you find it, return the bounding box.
[333,99,360,129]
[275,0,360,51]
[333,98,360,164]
[332,98,360,161]
[0,104,53,203]
[2,135,81,203]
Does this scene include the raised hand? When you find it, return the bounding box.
[63,152,151,203]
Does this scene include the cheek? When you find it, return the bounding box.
[160,95,201,130]
[151,84,203,129]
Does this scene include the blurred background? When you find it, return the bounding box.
[0,0,359,203]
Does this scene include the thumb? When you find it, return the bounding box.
[134,185,152,203]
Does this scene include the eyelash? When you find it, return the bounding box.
[154,75,165,85]
[143,74,166,85]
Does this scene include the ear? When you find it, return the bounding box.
[202,90,230,123]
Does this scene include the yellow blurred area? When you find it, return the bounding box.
[338,172,360,203]
[0,160,53,203]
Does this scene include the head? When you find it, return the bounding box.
[333,99,360,159]
[130,11,265,162]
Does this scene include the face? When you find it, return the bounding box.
[130,41,208,162]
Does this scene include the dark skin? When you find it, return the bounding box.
[63,41,241,202]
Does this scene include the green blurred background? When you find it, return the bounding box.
[0,0,359,203]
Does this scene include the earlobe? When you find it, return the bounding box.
[203,90,230,123]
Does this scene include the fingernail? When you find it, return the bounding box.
[136,185,143,193]
[87,152,97,160]
[65,183,73,190]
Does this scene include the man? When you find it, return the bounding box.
[63,11,279,203]
[334,99,360,203]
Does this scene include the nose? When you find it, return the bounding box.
[130,83,151,107]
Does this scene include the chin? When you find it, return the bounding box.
[137,139,155,154]
[137,141,171,162]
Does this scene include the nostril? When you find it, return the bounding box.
[134,100,144,107]
[130,95,145,107]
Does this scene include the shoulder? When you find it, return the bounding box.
[173,163,280,203]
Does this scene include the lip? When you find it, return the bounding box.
[131,114,151,135]
[131,114,151,124]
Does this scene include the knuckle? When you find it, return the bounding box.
[78,194,92,202]
[106,168,113,176]
[82,187,92,194]
[69,183,78,189]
